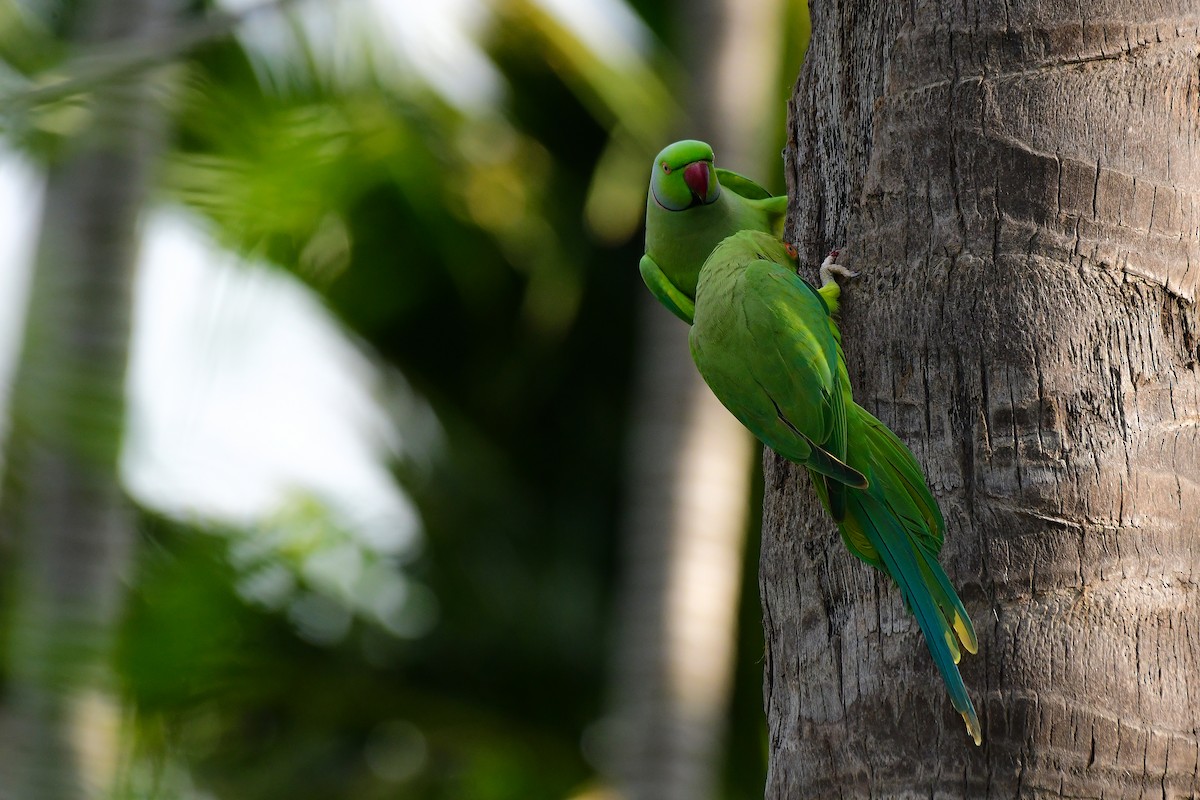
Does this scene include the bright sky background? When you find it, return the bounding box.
[0,145,423,560]
[0,153,39,424]
[221,0,653,110]
[124,210,423,558]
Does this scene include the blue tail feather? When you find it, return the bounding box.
[847,491,982,744]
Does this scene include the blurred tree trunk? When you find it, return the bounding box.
[764,2,1200,796]
[608,299,754,800]
[0,0,175,795]
[605,2,787,799]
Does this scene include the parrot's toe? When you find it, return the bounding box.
[819,252,857,286]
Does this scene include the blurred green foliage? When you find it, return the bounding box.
[0,0,809,796]
[122,11,646,795]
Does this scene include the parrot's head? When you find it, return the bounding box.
[729,230,796,267]
[724,229,799,267]
[649,139,721,211]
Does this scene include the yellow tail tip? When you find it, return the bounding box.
[962,712,982,746]
[953,614,978,655]
[943,629,962,664]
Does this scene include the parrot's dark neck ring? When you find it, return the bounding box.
[651,186,718,212]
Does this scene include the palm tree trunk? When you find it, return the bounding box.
[0,0,174,795]
[765,2,1200,796]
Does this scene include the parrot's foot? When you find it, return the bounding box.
[819,248,858,287]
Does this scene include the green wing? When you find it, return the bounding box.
[857,407,945,551]
[738,261,860,489]
[797,276,851,516]
[715,167,772,200]
[639,254,695,324]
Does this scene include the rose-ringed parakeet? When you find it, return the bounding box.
[687,230,982,745]
[641,139,787,324]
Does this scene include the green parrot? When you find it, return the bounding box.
[688,229,982,745]
[641,139,787,324]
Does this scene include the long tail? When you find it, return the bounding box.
[816,405,981,745]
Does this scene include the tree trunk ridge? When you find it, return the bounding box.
[0,0,176,795]
[765,2,1200,797]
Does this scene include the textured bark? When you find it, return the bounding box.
[0,0,175,795]
[764,2,1200,797]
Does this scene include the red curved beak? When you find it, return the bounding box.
[683,161,710,199]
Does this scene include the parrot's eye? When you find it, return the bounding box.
[661,162,671,174]
[784,242,799,259]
